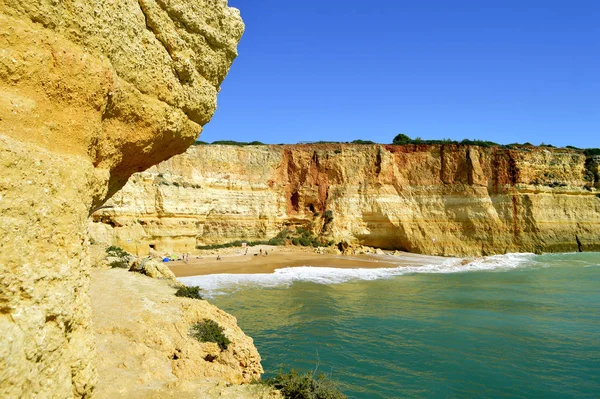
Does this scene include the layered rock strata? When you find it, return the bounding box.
[91,144,600,257]
[0,1,243,397]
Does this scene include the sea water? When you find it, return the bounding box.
[180,253,600,399]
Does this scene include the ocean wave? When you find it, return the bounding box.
[178,253,537,295]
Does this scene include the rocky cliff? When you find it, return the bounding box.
[0,1,243,397]
[91,144,600,257]
[91,268,278,399]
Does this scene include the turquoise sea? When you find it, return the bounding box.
[181,253,600,399]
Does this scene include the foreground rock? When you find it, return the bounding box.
[91,269,278,399]
[0,1,243,397]
[91,144,600,257]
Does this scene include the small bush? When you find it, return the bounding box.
[584,148,600,156]
[265,370,347,399]
[106,245,128,258]
[175,286,203,300]
[190,319,231,350]
[109,260,129,269]
[351,139,376,144]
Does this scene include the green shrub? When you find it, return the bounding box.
[109,260,129,269]
[460,139,500,148]
[351,139,376,144]
[196,230,291,250]
[264,370,347,399]
[211,140,265,146]
[584,148,600,156]
[190,319,231,350]
[106,245,128,258]
[298,236,311,247]
[392,133,412,145]
[175,286,203,300]
[267,237,285,246]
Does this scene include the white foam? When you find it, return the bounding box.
[178,253,537,296]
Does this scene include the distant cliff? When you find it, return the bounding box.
[90,144,600,257]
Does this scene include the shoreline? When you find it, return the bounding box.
[168,246,449,277]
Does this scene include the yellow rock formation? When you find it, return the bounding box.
[91,268,277,399]
[0,1,243,397]
[91,144,600,257]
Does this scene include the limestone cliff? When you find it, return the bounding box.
[91,268,278,399]
[91,144,600,257]
[0,1,243,397]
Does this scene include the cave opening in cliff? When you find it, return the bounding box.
[308,203,315,213]
[290,191,300,211]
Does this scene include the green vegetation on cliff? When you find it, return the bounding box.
[196,227,334,250]
[262,370,347,399]
[175,286,204,300]
[190,319,231,350]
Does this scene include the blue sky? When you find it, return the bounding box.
[202,0,600,147]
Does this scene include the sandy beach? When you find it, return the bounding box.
[168,245,448,277]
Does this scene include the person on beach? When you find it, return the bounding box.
[259,249,262,256]
[217,255,221,261]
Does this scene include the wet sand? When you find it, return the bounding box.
[168,246,447,277]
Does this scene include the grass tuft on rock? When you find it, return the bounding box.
[175,285,203,300]
[264,370,347,399]
[190,319,231,350]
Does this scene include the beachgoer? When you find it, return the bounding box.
[245,248,248,256]
[259,249,263,255]
[265,250,268,256]
[217,255,221,261]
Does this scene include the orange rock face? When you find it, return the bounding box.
[91,144,600,257]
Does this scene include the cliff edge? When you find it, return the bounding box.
[91,268,278,399]
[0,1,243,397]
[91,144,600,257]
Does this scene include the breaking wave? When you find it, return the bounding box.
[179,253,538,296]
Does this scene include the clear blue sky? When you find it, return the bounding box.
[201,0,600,147]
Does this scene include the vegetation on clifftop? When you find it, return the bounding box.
[261,369,347,399]
[192,136,600,152]
[190,319,231,350]
[175,286,204,300]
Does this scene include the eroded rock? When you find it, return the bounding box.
[0,1,243,397]
[91,144,600,257]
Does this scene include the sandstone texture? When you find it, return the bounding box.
[91,268,278,399]
[91,144,600,257]
[0,1,243,397]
